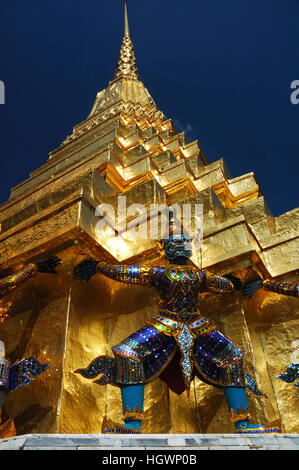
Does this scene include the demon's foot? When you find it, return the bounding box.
[102,417,141,434]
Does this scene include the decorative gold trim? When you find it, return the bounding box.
[229,407,251,424]
[96,261,108,273]
[148,315,216,338]
[191,321,216,336]
[0,301,11,323]
[111,350,142,361]
[146,320,175,337]
[156,241,165,254]
[123,405,144,422]
[159,307,202,317]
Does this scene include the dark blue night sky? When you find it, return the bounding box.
[0,0,298,216]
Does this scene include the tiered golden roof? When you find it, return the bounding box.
[1,7,297,272]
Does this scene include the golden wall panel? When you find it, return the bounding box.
[143,380,171,434]
[0,258,72,434]
[58,251,111,434]
[168,385,199,434]
[243,277,299,432]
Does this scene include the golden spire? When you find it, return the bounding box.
[113,0,139,81]
[124,0,130,37]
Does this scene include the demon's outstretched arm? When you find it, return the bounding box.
[0,256,61,301]
[202,272,242,294]
[74,259,154,286]
[262,279,299,297]
[243,277,299,298]
[0,264,37,300]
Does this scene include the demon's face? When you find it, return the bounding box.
[163,234,192,260]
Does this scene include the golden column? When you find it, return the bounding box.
[0,2,298,434]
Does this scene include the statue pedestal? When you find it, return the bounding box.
[0,433,298,451]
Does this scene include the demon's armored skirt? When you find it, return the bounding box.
[76,311,260,396]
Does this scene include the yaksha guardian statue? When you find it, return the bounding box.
[0,256,61,438]
[74,216,298,435]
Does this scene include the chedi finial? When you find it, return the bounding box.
[124,0,130,37]
[113,0,139,81]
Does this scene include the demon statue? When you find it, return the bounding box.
[74,215,298,435]
[0,256,61,437]
[244,280,299,392]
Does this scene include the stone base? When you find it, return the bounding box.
[0,433,298,450]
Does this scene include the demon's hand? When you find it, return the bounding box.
[35,256,62,274]
[223,274,243,291]
[243,277,263,298]
[74,259,99,282]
